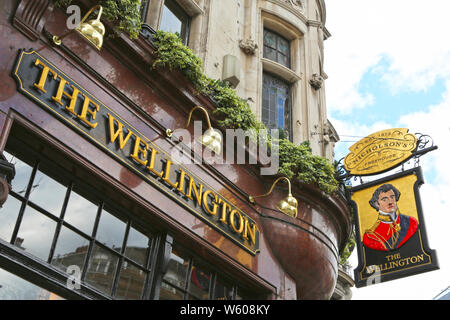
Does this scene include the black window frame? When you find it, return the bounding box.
[159,243,265,300]
[0,122,270,300]
[0,130,160,300]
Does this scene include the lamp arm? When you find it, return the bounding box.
[79,5,103,26]
[185,106,213,130]
[249,176,292,203]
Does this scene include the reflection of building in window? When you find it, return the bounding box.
[262,72,292,140]
[141,0,192,45]
[159,245,255,300]
[160,0,190,44]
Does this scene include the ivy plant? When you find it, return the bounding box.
[54,0,145,39]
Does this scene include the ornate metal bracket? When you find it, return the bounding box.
[336,132,438,185]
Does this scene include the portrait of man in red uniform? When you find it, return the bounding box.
[363,184,418,251]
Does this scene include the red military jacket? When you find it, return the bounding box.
[363,213,418,251]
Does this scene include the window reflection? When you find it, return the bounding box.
[51,226,89,273]
[64,189,98,236]
[0,196,21,242]
[85,244,119,295]
[115,262,146,300]
[124,225,150,266]
[160,282,184,300]
[4,151,33,195]
[188,263,211,300]
[262,72,292,140]
[163,248,189,289]
[214,277,233,300]
[160,5,182,34]
[28,169,67,216]
[0,268,64,300]
[96,209,126,252]
[159,0,190,44]
[263,29,290,68]
[15,206,56,261]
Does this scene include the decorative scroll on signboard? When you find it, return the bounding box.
[339,128,439,288]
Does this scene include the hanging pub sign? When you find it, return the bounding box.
[344,128,417,176]
[340,129,439,288]
[351,167,439,287]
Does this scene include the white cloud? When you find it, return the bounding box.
[324,0,450,112]
[332,83,450,300]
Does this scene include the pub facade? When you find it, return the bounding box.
[0,0,352,300]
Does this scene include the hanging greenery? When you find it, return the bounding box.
[54,0,145,39]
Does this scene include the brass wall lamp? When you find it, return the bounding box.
[53,5,105,51]
[166,106,222,155]
[249,177,298,218]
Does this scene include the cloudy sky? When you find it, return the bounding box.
[324,0,450,299]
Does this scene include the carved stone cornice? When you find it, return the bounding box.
[265,0,307,24]
[13,0,54,41]
[239,39,258,55]
[283,0,305,12]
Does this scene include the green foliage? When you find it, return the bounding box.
[208,80,266,132]
[152,30,208,91]
[277,140,338,194]
[340,233,356,265]
[101,0,144,39]
[54,0,145,39]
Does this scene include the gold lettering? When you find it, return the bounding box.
[218,199,230,225]
[107,113,134,150]
[146,147,164,177]
[33,59,57,94]
[78,94,99,128]
[243,218,257,246]
[186,175,203,207]
[202,189,218,216]
[176,168,187,195]
[229,209,244,234]
[130,136,148,166]
[50,74,81,116]
[162,159,178,189]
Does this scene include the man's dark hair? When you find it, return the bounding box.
[369,184,401,210]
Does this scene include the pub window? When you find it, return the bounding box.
[160,0,190,44]
[159,244,258,300]
[263,29,290,68]
[142,0,191,44]
[262,72,293,140]
[0,125,268,300]
[0,134,155,300]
